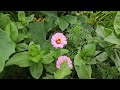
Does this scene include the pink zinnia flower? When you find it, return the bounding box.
[56,55,73,69]
[51,32,67,48]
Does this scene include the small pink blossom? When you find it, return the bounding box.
[56,55,73,69]
[51,32,67,48]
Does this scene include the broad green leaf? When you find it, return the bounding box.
[28,42,41,63]
[106,48,120,72]
[5,21,18,42]
[27,22,46,47]
[0,60,5,73]
[29,55,41,63]
[21,22,29,26]
[16,33,28,43]
[0,13,11,29]
[40,11,57,17]
[74,53,92,79]
[16,43,28,52]
[60,49,69,55]
[44,16,56,32]
[54,61,72,79]
[41,40,52,50]
[114,11,120,35]
[95,51,108,62]
[82,43,96,57]
[18,11,26,22]
[42,74,54,79]
[25,14,34,23]
[30,62,43,79]
[54,49,69,58]
[57,17,69,31]
[5,52,33,67]
[9,21,18,42]
[16,22,24,29]
[0,30,15,61]
[104,32,120,45]
[44,63,57,74]
[63,15,78,25]
[28,42,40,56]
[41,51,55,64]
[41,58,53,65]
[4,23,10,36]
[96,25,112,39]
[0,30,15,72]
[97,37,111,48]
[85,58,97,65]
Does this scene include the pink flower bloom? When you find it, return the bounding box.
[56,55,73,69]
[51,32,67,48]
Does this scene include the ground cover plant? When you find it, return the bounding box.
[0,11,120,79]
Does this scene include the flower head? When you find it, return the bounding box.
[56,55,73,69]
[51,32,67,48]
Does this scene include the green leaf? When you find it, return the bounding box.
[44,63,57,74]
[0,30,15,72]
[4,23,10,36]
[54,49,69,58]
[16,43,28,52]
[41,51,55,64]
[70,25,81,36]
[114,11,120,35]
[29,55,41,63]
[104,32,120,45]
[96,25,112,39]
[30,62,43,79]
[16,33,28,43]
[28,42,41,63]
[85,58,97,65]
[42,74,54,79]
[41,40,52,50]
[82,43,96,57]
[18,11,26,22]
[54,61,72,79]
[5,52,33,67]
[0,30,15,61]
[57,17,69,31]
[21,22,29,26]
[0,13,11,29]
[63,15,78,25]
[60,49,69,55]
[28,42,40,56]
[5,21,18,42]
[106,47,120,72]
[9,21,18,42]
[0,60,5,73]
[28,22,46,47]
[40,11,57,17]
[95,51,108,62]
[74,53,92,79]
[16,22,24,29]
[44,16,56,32]
[25,14,34,23]
[97,37,111,48]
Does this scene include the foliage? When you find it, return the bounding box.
[0,11,120,79]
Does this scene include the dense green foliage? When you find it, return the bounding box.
[0,11,120,79]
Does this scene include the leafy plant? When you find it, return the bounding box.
[0,11,120,79]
